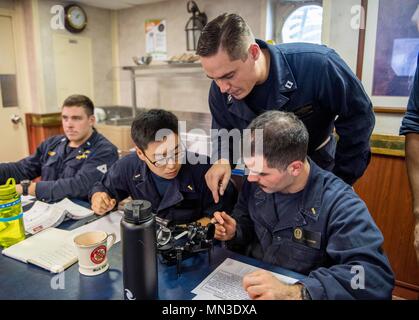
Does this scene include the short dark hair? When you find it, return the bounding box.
[196,13,254,60]
[248,111,308,170]
[62,94,94,116]
[131,109,179,150]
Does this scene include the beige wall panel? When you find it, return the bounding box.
[0,15,16,74]
[53,34,94,107]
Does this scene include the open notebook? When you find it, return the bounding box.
[2,228,76,273]
[23,198,94,235]
[2,211,122,273]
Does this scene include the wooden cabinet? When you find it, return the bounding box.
[354,135,419,299]
[95,123,135,152]
[25,113,63,154]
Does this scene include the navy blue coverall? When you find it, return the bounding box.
[0,130,118,203]
[90,152,237,224]
[227,159,394,299]
[209,40,375,185]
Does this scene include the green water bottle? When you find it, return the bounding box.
[0,178,25,248]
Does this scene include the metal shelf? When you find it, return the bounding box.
[122,63,206,117]
[123,62,202,71]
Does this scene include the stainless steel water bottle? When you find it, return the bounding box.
[121,200,158,300]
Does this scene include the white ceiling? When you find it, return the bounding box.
[72,0,168,10]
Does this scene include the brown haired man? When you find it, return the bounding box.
[0,94,118,203]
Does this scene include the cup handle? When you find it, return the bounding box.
[106,233,116,250]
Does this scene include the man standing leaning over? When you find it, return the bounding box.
[197,13,375,203]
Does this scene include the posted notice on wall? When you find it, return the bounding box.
[145,19,167,61]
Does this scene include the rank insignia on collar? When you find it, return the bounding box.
[76,151,89,160]
[227,94,233,105]
[187,185,193,191]
[285,80,294,89]
[48,151,56,156]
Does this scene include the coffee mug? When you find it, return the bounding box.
[73,231,116,276]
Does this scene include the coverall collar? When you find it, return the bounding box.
[227,39,298,122]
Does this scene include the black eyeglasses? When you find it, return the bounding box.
[141,144,186,168]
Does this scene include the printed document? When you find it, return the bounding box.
[192,258,298,300]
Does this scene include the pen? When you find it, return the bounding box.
[82,215,103,225]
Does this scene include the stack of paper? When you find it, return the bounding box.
[53,198,94,220]
[23,201,67,234]
[191,258,298,300]
[23,198,94,234]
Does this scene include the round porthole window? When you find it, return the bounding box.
[282,5,323,44]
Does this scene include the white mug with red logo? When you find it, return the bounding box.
[73,231,116,276]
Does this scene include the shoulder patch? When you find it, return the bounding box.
[96,164,107,174]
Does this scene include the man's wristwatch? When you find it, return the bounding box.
[301,285,312,300]
[20,179,31,196]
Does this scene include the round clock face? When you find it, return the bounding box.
[65,5,87,33]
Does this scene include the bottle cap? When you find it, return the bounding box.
[123,200,152,224]
[0,178,17,200]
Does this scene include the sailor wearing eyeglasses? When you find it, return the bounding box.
[90,109,237,224]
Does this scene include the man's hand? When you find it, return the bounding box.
[211,211,236,241]
[242,269,303,300]
[15,183,36,196]
[91,192,116,215]
[205,159,231,203]
[15,184,23,195]
[415,217,419,264]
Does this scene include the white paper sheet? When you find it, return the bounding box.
[53,198,93,220]
[192,258,298,300]
[21,195,36,206]
[70,211,123,243]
